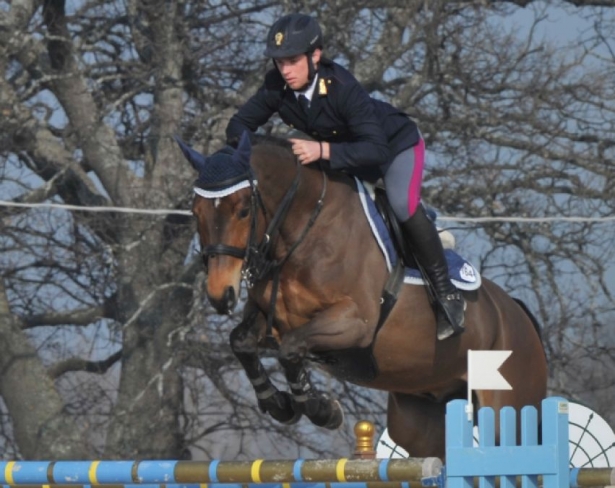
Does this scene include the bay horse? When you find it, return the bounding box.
[178,132,547,458]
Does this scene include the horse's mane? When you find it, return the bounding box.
[249,133,352,186]
[250,134,338,176]
[251,134,293,150]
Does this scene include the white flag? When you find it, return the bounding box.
[468,350,512,390]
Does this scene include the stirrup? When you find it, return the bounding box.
[436,291,466,340]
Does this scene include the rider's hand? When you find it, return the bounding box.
[290,139,326,165]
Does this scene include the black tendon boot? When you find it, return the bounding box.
[401,205,466,340]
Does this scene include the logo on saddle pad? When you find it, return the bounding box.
[459,263,477,283]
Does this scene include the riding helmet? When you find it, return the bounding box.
[264,14,323,58]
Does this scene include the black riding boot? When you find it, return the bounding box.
[401,205,466,340]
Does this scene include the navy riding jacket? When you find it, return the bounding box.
[226,58,420,176]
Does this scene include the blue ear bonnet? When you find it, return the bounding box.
[193,146,246,190]
[175,131,253,197]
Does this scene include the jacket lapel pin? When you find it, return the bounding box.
[318,78,328,96]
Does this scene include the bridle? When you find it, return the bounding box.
[198,157,328,289]
[198,157,327,346]
[197,184,248,272]
[243,160,327,287]
[201,241,246,264]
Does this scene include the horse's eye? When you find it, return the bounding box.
[238,207,250,219]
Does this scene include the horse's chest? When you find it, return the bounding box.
[255,279,320,326]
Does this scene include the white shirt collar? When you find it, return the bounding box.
[294,74,319,102]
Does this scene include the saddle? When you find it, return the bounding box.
[372,186,418,269]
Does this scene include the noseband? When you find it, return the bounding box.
[202,243,245,261]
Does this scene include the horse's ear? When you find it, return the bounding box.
[174,135,206,172]
[233,131,252,170]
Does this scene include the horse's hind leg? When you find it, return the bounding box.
[277,353,344,430]
[230,305,301,425]
[387,393,448,459]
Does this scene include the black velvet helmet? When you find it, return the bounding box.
[264,14,323,58]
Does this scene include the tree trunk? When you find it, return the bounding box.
[0,281,89,459]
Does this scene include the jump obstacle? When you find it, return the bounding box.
[2,397,614,488]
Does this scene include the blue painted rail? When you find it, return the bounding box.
[0,459,437,485]
[0,485,411,488]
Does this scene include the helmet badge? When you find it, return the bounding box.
[275,32,284,46]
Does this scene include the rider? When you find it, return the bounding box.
[225,13,465,340]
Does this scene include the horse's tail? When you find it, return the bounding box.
[513,298,545,352]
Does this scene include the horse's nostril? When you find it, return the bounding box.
[225,286,236,313]
[210,286,238,315]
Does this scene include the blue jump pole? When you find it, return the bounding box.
[0,459,436,485]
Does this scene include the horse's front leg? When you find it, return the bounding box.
[278,298,371,430]
[278,352,344,430]
[230,302,301,425]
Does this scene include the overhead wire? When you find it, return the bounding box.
[1,200,613,223]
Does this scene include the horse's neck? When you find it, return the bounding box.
[252,145,330,245]
[252,151,298,206]
[252,146,323,213]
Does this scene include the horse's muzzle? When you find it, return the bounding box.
[208,286,237,315]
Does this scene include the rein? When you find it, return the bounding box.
[242,159,327,286]
[242,158,328,345]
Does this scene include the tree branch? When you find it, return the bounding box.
[20,305,108,329]
[48,350,122,379]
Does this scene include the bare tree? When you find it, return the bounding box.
[0,0,614,459]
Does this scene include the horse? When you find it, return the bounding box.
[177,132,547,458]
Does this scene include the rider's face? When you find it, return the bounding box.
[274,49,321,90]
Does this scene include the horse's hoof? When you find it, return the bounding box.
[304,396,345,430]
[259,391,302,425]
[323,400,344,430]
[280,408,303,425]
